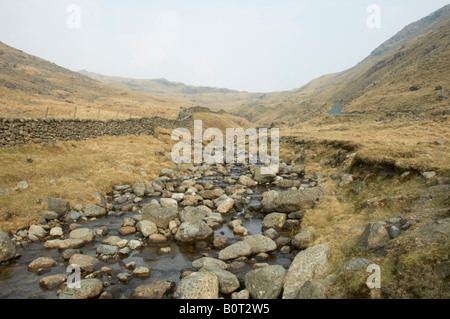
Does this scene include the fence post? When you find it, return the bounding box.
[44,107,49,118]
[97,109,100,120]
[73,106,77,119]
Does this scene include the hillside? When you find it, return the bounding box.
[0,42,194,119]
[78,70,278,112]
[236,4,450,125]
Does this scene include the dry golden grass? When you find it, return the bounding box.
[0,131,177,234]
[282,118,450,172]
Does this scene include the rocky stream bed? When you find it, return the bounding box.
[0,161,331,299]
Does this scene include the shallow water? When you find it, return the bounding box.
[0,165,298,299]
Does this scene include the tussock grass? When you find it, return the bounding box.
[0,133,175,234]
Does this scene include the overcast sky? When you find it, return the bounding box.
[0,0,448,92]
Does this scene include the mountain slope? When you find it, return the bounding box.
[78,70,274,112]
[236,4,450,125]
[0,42,193,119]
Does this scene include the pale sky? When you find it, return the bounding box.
[0,0,448,92]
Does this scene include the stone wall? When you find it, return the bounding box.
[0,110,193,147]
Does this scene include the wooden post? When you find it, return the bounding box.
[73,106,77,119]
[44,107,49,118]
[97,109,100,120]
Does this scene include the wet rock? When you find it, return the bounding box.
[69,254,99,272]
[192,257,228,270]
[179,206,208,223]
[28,257,57,272]
[118,226,136,236]
[69,228,94,243]
[253,166,277,184]
[102,236,128,248]
[59,278,103,299]
[356,221,390,251]
[218,241,252,261]
[128,239,142,250]
[58,238,85,249]
[200,188,225,200]
[262,213,286,231]
[136,220,158,238]
[133,266,151,278]
[291,226,315,249]
[0,232,16,263]
[175,221,213,243]
[283,244,331,299]
[84,204,106,217]
[132,280,175,299]
[215,195,235,214]
[141,203,178,229]
[199,265,240,294]
[243,234,277,254]
[244,265,286,299]
[174,272,219,299]
[40,274,67,290]
[96,244,118,257]
[213,237,228,250]
[239,175,257,187]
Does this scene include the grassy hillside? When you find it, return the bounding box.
[236,4,450,125]
[78,70,277,112]
[0,42,194,119]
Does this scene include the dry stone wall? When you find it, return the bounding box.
[0,110,193,147]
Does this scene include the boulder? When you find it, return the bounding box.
[253,166,277,184]
[296,279,328,299]
[132,280,175,299]
[84,204,106,217]
[0,232,16,263]
[179,206,208,223]
[199,265,240,294]
[59,279,103,299]
[242,234,277,254]
[262,212,287,231]
[192,257,228,270]
[174,221,213,243]
[136,220,158,237]
[48,198,70,216]
[291,226,315,249]
[356,221,390,251]
[262,185,326,213]
[283,244,331,299]
[141,203,178,229]
[239,175,257,187]
[68,254,100,272]
[218,241,252,261]
[69,228,94,243]
[174,272,219,299]
[132,180,146,197]
[244,265,286,299]
[28,257,57,272]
